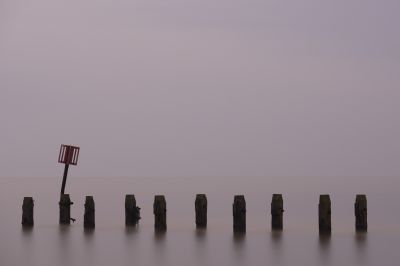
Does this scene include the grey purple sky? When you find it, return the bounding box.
[0,0,399,178]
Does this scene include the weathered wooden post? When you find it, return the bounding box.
[84,196,95,229]
[271,194,284,230]
[59,194,74,224]
[319,195,331,234]
[58,144,80,195]
[195,194,207,228]
[355,194,367,232]
[22,197,34,226]
[154,195,166,231]
[125,194,141,226]
[233,195,246,233]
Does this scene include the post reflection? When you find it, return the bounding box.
[271,230,283,243]
[124,225,139,236]
[195,228,206,241]
[124,225,140,247]
[58,225,72,266]
[354,232,368,264]
[319,234,331,249]
[232,232,246,266]
[355,232,367,246]
[318,234,331,265]
[58,224,71,238]
[270,230,283,264]
[233,231,246,244]
[20,226,34,255]
[154,230,166,242]
[21,226,33,237]
[194,228,207,264]
[83,227,95,242]
[84,227,95,235]
[153,230,167,266]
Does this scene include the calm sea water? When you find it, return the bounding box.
[1,176,399,266]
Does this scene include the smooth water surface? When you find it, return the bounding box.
[1,176,399,266]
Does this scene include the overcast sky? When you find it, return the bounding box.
[0,0,399,178]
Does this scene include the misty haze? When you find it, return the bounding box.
[1,0,399,266]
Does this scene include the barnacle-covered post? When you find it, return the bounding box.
[195,194,207,228]
[319,195,331,234]
[355,194,367,232]
[22,197,34,227]
[271,194,284,230]
[153,195,167,231]
[84,196,95,229]
[233,195,246,233]
[59,194,74,224]
[125,194,141,226]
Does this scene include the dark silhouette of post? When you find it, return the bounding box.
[195,194,207,228]
[59,194,74,224]
[154,195,166,231]
[319,195,331,234]
[22,197,34,227]
[84,196,95,229]
[355,194,367,232]
[271,194,284,230]
[61,164,69,195]
[58,145,80,195]
[125,194,141,226]
[233,195,246,233]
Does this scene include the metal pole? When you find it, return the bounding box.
[61,164,69,195]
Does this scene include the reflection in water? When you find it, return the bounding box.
[232,232,246,266]
[21,226,33,237]
[233,232,246,243]
[318,234,331,265]
[21,226,34,257]
[124,225,139,246]
[123,225,140,265]
[270,230,283,264]
[83,227,95,265]
[58,225,71,239]
[58,225,72,266]
[19,226,35,266]
[58,225,70,235]
[84,227,95,237]
[271,230,283,243]
[194,229,207,264]
[355,232,368,264]
[124,226,139,236]
[154,230,166,242]
[355,232,367,246]
[154,230,167,266]
[4,177,396,266]
[319,234,331,250]
[195,228,207,240]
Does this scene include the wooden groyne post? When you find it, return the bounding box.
[154,195,167,231]
[319,195,331,234]
[233,195,246,233]
[22,197,34,227]
[59,194,74,224]
[84,196,95,229]
[125,194,141,226]
[195,194,207,228]
[271,194,284,230]
[355,194,367,232]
